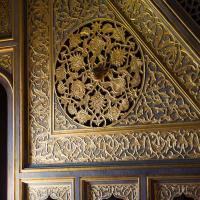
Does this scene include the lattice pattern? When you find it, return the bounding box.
[177,0,200,25]
[55,19,145,127]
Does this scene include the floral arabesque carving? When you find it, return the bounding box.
[55,19,145,127]
[156,183,200,200]
[28,185,72,200]
[32,129,200,164]
[114,0,200,104]
[90,184,138,200]
[28,0,200,164]
[0,53,12,73]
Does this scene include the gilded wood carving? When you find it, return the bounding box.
[0,53,12,73]
[27,0,200,164]
[28,185,72,200]
[155,183,200,200]
[89,184,138,200]
[55,19,145,128]
[114,0,200,105]
[0,0,11,36]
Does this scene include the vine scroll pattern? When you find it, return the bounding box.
[90,184,138,200]
[28,0,200,164]
[28,185,72,200]
[114,0,200,104]
[155,183,200,200]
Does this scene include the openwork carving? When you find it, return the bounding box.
[177,0,200,25]
[0,0,11,36]
[155,183,200,200]
[28,0,200,164]
[0,53,12,73]
[55,19,145,127]
[90,184,138,200]
[114,0,200,104]
[28,185,72,200]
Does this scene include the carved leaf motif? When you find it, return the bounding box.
[114,0,200,103]
[55,19,145,127]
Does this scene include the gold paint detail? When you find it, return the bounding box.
[27,184,72,200]
[55,19,145,128]
[28,0,51,146]
[28,0,200,164]
[53,0,116,57]
[90,184,138,200]
[114,0,200,104]
[32,129,200,164]
[155,183,200,200]
[0,52,12,73]
[0,0,11,36]
[119,55,199,125]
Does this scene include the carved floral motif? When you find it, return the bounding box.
[32,129,200,164]
[55,19,145,127]
[90,184,138,200]
[28,185,72,200]
[0,53,12,73]
[28,0,200,164]
[155,183,200,200]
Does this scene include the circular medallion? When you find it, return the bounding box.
[55,19,145,127]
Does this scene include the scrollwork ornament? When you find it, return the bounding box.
[28,0,200,164]
[155,183,200,200]
[114,0,200,103]
[55,19,145,127]
[28,185,72,200]
[0,53,12,73]
[90,184,138,200]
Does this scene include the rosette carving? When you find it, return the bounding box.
[55,19,145,127]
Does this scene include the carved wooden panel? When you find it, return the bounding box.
[23,178,74,200]
[148,177,200,200]
[0,49,13,74]
[27,0,200,165]
[0,0,12,38]
[81,177,139,200]
[114,0,200,105]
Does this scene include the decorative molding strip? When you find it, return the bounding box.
[31,128,200,164]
